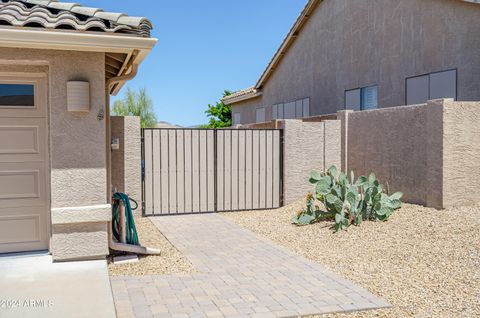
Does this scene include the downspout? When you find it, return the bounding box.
[105,62,139,204]
[105,58,159,255]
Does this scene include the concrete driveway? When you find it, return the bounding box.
[0,252,116,318]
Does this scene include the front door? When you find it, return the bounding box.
[0,73,49,253]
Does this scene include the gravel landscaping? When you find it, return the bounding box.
[221,200,480,318]
[108,217,194,276]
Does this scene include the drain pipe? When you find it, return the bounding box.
[109,198,160,255]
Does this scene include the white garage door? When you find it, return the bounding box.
[0,74,49,254]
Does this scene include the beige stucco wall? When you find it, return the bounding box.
[232,0,480,123]
[0,48,110,261]
[280,119,341,204]
[443,100,480,208]
[111,116,142,215]
[346,101,444,207]
[231,96,262,125]
[345,99,480,209]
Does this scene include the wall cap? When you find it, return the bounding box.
[52,204,111,225]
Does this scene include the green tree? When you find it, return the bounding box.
[203,90,232,128]
[111,87,157,128]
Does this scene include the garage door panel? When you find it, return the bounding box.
[0,162,46,208]
[0,170,40,199]
[0,207,48,253]
[0,118,46,162]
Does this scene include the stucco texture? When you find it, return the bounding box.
[111,116,142,215]
[345,99,480,209]
[442,100,480,208]
[346,101,443,207]
[231,0,480,123]
[280,119,341,204]
[51,222,109,262]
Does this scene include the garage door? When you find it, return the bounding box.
[0,74,49,254]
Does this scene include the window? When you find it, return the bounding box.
[255,107,265,123]
[232,112,241,125]
[272,98,310,119]
[345,85,378,111]
[406,69,457,105]
[0,84,34,107]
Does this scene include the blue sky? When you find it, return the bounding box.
[80,0,306,127]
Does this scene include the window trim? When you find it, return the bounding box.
[405,68,458,105]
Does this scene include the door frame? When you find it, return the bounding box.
[0,71,51,253]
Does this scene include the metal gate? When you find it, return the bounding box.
[142,128,283,216]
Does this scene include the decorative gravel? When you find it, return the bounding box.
[221,201,480,317]
[108,217,194,276]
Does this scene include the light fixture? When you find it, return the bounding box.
[67,81,90,112]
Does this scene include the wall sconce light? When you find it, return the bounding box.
[67,81,90,112]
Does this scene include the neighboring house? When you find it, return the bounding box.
[224,0,480,125]
[157,121,182,129]
[0,0,156,260]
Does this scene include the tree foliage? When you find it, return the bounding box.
[111,87,157,128]
[203,90,233,128]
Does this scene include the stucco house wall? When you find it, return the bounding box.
[0,48,110,261]
[231,0,480,124]
[231,97,262,125]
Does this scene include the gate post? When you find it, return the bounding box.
[141,128,145,216]
[213,129,218,212]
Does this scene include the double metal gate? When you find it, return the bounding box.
[142,128,283,216]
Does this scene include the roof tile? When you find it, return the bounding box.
[0,0,153,37]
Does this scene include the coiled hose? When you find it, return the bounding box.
[112,192,139,246]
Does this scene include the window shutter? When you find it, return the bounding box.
[361,86,378,110]
[272,105,278,119]
[345,89,361,110]
[406,75,429,105]
[302,98,310,117]
[429,70,456,101]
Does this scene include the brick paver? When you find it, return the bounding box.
[111,214,389,317]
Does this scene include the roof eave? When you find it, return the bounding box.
[0,27,157,95]
[255,0,321,89]
[222,91,263,106]
[0,27,157,54]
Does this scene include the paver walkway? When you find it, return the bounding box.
[111,214,389,318]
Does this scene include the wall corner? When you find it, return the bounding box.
[337,110,353,172]
[425,99,445,209]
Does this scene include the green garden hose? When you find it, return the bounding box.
[112,192,139,246]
